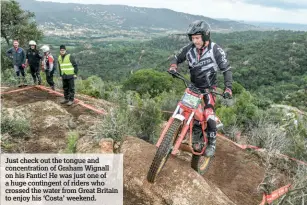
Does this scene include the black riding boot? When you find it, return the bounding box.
[205,131,216,157]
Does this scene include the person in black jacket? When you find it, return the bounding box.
[26,40,42,85]
[169,20,233,157]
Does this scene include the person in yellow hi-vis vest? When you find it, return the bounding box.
[58,45,78,106]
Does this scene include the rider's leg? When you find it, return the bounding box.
[204,93,217,157]
[205,112,217,157]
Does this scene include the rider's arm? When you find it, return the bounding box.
[213,44,233,89]
[170,43,192,68]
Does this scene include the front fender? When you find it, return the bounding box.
[174,114,185,122]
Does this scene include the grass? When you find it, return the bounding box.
[63,131,79,153]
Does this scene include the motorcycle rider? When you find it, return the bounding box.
[26,40,42,85]
[169,20,233,157]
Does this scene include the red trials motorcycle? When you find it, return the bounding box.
[147,71,225,183]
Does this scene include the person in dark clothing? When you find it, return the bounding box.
[26,40,42,85]
[40,45,56,90]
[58,45,78,106]
[169,20,233,157]
[6,39,27,87]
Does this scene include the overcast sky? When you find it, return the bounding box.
[38,0,307,24]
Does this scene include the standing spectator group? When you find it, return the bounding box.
[6,40,78,106]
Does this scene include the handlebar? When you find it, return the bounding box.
[167,70,226,98]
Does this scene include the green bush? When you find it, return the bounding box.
[63,131,79,153]
[285,117,307,161]
[123,68,183,97]
[1,109,31,137]
[94,104,137,142]
[216,106,237,127]
[94,91,163,144]
[232,81,245,95]
[76,75,104,98]
[130,93,163,143]
[75,75,124,101]
[1,69,18,86]
[155,89,181,119]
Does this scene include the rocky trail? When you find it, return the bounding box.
[0,86,297,205]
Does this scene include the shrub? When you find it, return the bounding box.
[1,109,31,137]
[63,131,79,153]
[123,68,184,97]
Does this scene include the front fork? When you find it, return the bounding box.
[156,105,207,155]
[156,105,181,148]
[171,110,194,155]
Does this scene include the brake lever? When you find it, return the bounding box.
[211,91,226,98]
[167,70,178,76]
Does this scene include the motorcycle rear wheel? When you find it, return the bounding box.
[191,154,213,175]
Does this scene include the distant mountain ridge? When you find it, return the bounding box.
[17,0,260,38]
[243,21,307,31]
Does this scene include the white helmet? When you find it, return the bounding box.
[40,45,50,53]
[29,40,36,45]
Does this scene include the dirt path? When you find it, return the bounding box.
[122,136,236,205]
[175,136,292,204]
[1,87,97,117]
[1,87,99,153]
[205,137,265,204]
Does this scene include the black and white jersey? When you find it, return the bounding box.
[171,41,232,89]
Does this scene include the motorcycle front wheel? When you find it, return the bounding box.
[147,119,182,183]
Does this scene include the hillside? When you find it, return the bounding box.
[2,85,303,205]
[1,1,307,204]
[43,30,306,110]
[17,0,259,38]
[244,21,307,31]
